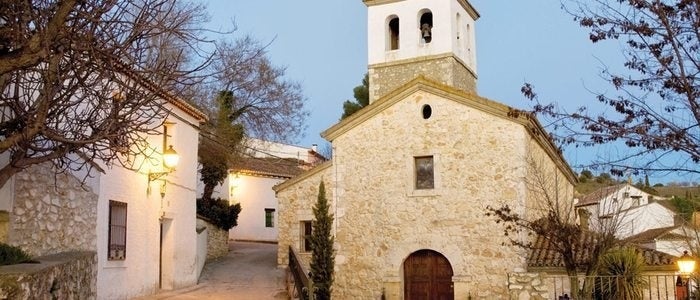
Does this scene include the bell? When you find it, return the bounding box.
[421,23,432,40]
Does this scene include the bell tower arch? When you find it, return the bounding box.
[364,0,480,103]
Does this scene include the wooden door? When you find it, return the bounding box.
[404,250,454,300]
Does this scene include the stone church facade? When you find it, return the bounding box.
[275,0,577,299]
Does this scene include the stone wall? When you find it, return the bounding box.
[196,217,229,262]
[9,164,97,257]
[276,88,578,299]
[195,224,207,280]
[368,54,477,103]
[0,251,96,300]
[508,273,549,300]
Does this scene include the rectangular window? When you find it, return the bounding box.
[301,221,312,252]
[265,208,275,228]
[108,200,127,261]
[415,156,434,189]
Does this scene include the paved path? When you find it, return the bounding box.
[137,241,288,300]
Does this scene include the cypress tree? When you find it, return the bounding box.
[310,181,335,300]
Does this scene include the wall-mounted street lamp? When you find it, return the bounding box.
[148,145,179,183]
[677,250,696,300]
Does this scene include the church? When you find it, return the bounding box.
[275,0,577,298]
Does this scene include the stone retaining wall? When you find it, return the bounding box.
[0,251,96,300]
[9,164,97,257]
[508,272,549,300]
[196,217,229,261]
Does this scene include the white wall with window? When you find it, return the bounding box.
[228,174,286,243]
[366,0,478,71]
[95,99,204,299]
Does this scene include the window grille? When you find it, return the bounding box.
[108,200,127,260]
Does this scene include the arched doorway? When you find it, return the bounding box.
[404,249,454,300]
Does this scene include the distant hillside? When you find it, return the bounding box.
[576,181,618,196]
[655,186,700,200]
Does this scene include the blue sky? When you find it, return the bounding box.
[204,1,686,183]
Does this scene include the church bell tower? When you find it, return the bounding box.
[363,0,480,103]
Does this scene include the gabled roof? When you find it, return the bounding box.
[230,157,308,179]
[114,62,208,123]
[320,76,577,184]
[272,160,333,193]
[576,184,626,207]
[626,226,691,244]
[528,234,678,272]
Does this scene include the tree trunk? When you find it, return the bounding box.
[569,274,581,300]
[202,183,214,200]
[0,163,21,192]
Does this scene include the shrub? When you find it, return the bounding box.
[0,243,34,265]
[196,198,242,231]
[594,247,647,300]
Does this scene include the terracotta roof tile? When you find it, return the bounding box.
[528,234,677,269]
[577,184,626,206]
[230,157,309,178]
[625,226,689,244]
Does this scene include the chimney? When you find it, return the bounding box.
[311,144,318,152]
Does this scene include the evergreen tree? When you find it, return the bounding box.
[310,181,335,299]
[644,174,650,188]
[199,91,244,199]
[340,73,370,120]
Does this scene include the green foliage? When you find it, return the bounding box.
[671,196,699,221]
[340,73,370,120]
[0,243,33,265]
[596,173,612,184]
[594,248,648,300]
[310,181,335,300]
[580,169,593,180]
[199,91,245,199]
[653,183,664,187]
[196,198,242,230]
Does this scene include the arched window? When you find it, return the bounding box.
[419,10,433,44]
[387,16,400,51]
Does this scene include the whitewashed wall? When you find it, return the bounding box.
[96,102,201,299]
[367,0,477,71]
[616,202,676,238]
[229,175,285,242]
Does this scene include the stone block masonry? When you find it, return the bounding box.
[508,273,550,300]
[9,164,97,257]
[0,251,97,300]
[368,54,477,103]
[197,217,229,262]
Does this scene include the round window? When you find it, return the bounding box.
[422,104,432,119]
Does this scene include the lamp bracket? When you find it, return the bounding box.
[149,171,169,182]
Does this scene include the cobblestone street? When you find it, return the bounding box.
[136,241,287,300]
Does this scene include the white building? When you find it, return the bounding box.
[626,225,696,256]
[577,183,675,238]
[95,97,206,298]
[0,73,207,299]
[197,139,324,243]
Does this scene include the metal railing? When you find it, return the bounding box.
[543,274,686,300]
[289,246,313,300]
